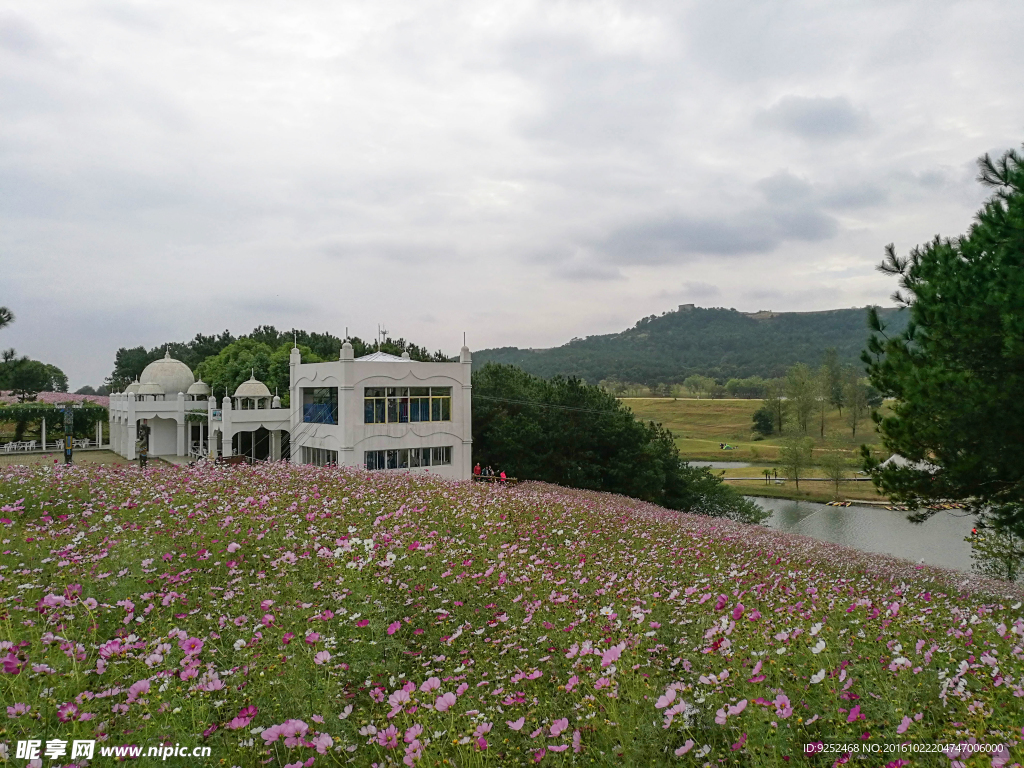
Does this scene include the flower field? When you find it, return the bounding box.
[1,463,1023,767]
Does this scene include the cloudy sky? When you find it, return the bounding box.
[2,0,1022,387]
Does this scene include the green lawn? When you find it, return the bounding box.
[622,397,888,462]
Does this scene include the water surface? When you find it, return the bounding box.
[749,496,975,573]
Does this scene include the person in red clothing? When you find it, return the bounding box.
[499,470,507,482]
[473,463,482,477]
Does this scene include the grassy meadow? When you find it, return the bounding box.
[621,398,892,502]
[1,462,1023,766]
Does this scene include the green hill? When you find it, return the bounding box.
[474,304,908,384]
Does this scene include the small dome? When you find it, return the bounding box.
[140,351,195,396]
[137,382,165,397]
[124,378,142,395]
[234,374,271,399]
[187,379,211,396]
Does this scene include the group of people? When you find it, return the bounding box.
[473,463,507,482]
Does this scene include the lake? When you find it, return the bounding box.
[749,496,976,573]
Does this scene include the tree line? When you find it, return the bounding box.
[106,326,452,395]
[473,363,766,524]
[753,349,882,440]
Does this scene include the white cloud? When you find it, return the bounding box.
[0,0,1021,386]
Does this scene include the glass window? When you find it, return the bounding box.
[364,446,451,470]
[302,388,338,424]
[367,385,449,422]
[430,387,452,422]
[303,446,338,466]
[364,388,387,423]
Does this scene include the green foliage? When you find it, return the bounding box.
[472,363,766,524]
[966,519,1024,582]
[818,440,848,497]
[194,340,320,403]
[0,358,66,401]
[75,384,110,396]
[864,144,1024,535]
[751,406,774,436]
[0,305,12,331]
[779,436,814,489]
[106,326,452,391]
[785,363,816,434]
[475,305,908,385]
[0,402,107,438]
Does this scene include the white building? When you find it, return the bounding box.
[108,342,473,479]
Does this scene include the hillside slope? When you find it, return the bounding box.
[474,305,908,383]
[2,463,1021,765]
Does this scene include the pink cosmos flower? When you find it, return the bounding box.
[434,692,457,712]
[83,598,98,610]
[312,733,333,754]
[715,594,728,610]
[305,632,321,644]
[655,689,676,709]
[507,717,525,731]
[601,642,625,668]
[282,632,295,645]
[675,740,695,756]
[126,679,150,703]
[179,637,203,655]
[550,718,569,737]
[227,542,241,553]
[387,621,401,635]
[7,703,30,718]
[896,716,912,735]
[420,677,441,692]
[732,603,745,620]
[314,651,331,665]
[388,689,411,709]
[404,724,423,743]
[565,675,578,692]
[377,725,399,748]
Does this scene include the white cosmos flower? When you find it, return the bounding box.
[809,622,823,636]
[811,640,826,654]
[810,669,826,684]
[776,647,787,655]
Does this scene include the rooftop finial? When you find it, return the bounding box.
[293,330,297,349]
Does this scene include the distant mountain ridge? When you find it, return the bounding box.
[473,304,908,384]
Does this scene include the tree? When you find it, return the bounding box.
[966,522,1024,583]
[472,363,767,523]
[842,369,869,437]
[780,436,814,490]
[815,365,830,438]
[864,144,1024,536]
[763,379,788,435]
[751,406,774,436]
[821,348,845,413]
[818,440,848,497]
[7,359,53,402]
[785,364,816,434]
[0,306,12,331]
[683,375,715,399]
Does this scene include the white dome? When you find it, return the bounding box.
[124,378,142,395]
[137,382,165,397]
[187,379,211,396]
[140,351,195,396]
[234,374,271,399]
